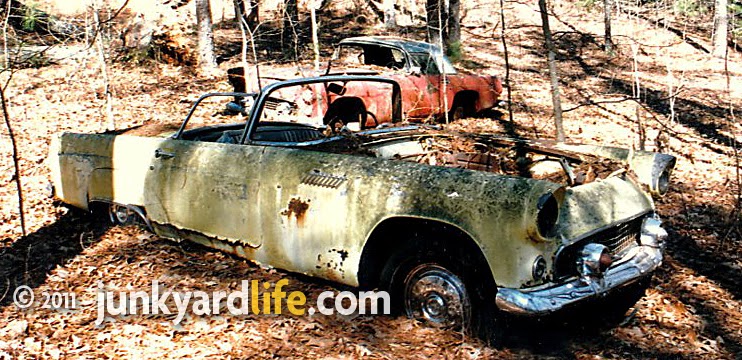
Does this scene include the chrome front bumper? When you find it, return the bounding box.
[495,244,663,316]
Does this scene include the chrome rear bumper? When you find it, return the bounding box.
[495,245,662,316]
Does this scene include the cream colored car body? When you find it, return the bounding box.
[48,76,672,313]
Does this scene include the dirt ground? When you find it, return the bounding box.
[0,1,741,359]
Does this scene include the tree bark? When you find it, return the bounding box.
[0,86,26,237]
[282,0,299,59]
[234,0,258,30]
[499,0,513,124]
[712,0,729,58]
[538,0,565,142]
[196,0,217,70]
[383,0,396,29]
[426,0,445,46]
[604,0,613,53]
[447,0,461,54]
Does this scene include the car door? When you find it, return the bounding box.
[143,138,264,249]
[253,146,365,283]
[405,52,441,119]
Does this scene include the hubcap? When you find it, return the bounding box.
[109,204,134,225]
[404,264,471,328]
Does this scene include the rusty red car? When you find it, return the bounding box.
[227,36,503,128]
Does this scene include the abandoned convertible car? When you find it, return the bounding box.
[48,76,674,338]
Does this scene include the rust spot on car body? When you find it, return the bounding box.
[281,197,310,226]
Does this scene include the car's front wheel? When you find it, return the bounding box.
[381,243,501,343]
[403,263,472,328]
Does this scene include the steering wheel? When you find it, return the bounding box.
[362,110,379,130]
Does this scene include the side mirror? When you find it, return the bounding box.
[327,83,347,95]
[409,66,422,76]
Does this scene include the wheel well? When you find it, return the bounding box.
[88,200,151,229]
[358,217,495,291]
[452,91,479,112]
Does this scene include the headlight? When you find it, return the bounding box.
[536,192,559,238]
[577,243,613,278]
[640,215,667,248]
[656,167,671,195]
[651,157,675,196]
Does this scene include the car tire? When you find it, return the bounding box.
[381,242,502,344]
[108,203,138,226]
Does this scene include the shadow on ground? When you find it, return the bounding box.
[0,207,111,307]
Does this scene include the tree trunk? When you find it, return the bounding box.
[499,0,514,124]
[712,0,729,58]
[282,0,299,59]
[234,0,258,30]
[426,0,445,46]
[538,0,565,142]
[196,0,217,70]
[447,0,461,56]
[383,0,396,29]
[0,85,26,237]
[604,0,613,53]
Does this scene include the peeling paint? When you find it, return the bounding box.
[281,197,310,226]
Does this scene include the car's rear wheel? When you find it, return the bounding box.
[107,203,148,228]
[108,204,135,225]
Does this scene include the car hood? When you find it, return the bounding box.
[555,175,654,242]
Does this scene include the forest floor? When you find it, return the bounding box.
[0,1,741,359]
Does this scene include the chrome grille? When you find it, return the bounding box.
[553,215,644,279]
[589,218,642,256]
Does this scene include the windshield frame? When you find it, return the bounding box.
[241,75,403,146]
[173,92,257,140]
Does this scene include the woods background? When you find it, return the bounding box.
[0,0,740,358]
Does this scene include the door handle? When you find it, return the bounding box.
[154,149,175,159]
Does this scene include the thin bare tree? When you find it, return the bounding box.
[282,0,299,60]
[235,0,261,89]
[604,0,614,53]
[499,0,514,124]
[234,0,258,29]
[426,0,444,45]
[538,0,565,142]
[722,39,740,246]
[0,83,25,237]
[310,0,322,121]
[92,0,114,130]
